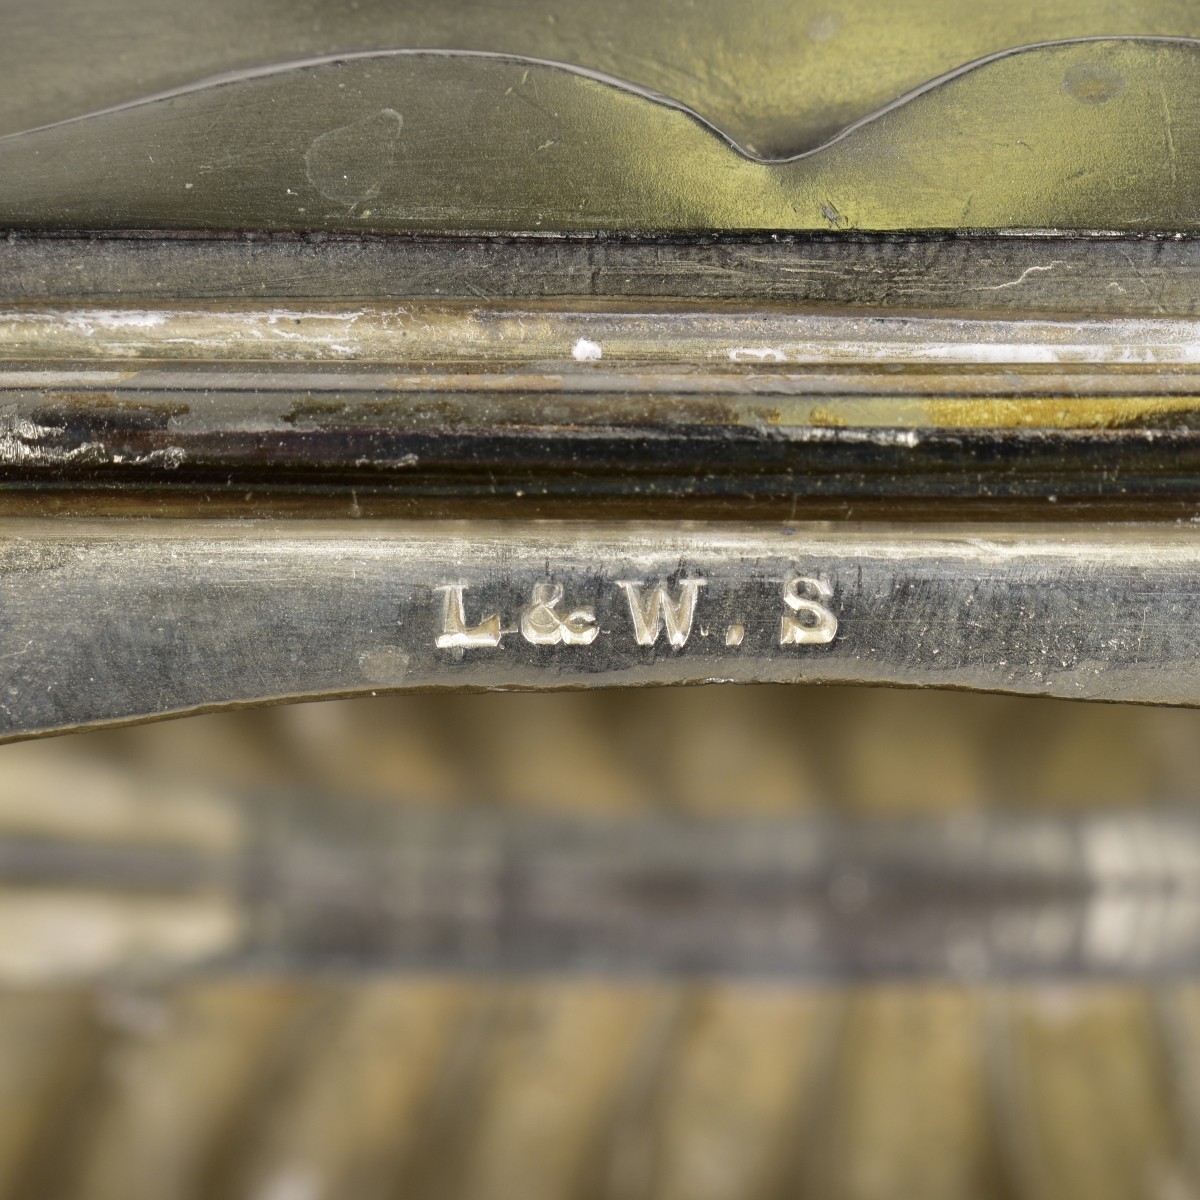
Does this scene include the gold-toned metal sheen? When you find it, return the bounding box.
[8,301,1200,440]
[4,39,1200,232]
[5,0,1200,157]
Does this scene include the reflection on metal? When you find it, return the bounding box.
[5,3,1200,1190]
[7,276,1200,518]
[3,39,1200,233]
[4,5,1200,726]
[1,521,1200,739]
[10,0,1200,158]
[3,802,1200,983]
[16,301,1200,365]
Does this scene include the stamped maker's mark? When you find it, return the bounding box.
[435,574,837,651]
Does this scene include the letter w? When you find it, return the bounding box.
[616,579,706,648]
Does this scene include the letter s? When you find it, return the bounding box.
[781,575,837,646]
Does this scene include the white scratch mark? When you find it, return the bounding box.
[973,262,1066,292]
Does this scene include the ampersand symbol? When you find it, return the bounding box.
[520,582,599,645]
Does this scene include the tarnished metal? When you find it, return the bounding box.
[6,39,1200,233]
[1,521,1199,740]
[9,0,1200,157]
[13,301,1200,366]
[7,233,1200,313]
[0,39,1194,233]
[6,291,1200,519]
[5,3,1200,730]
[9,4,1200,1195]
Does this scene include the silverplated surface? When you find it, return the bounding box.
[4,233,1200,313]
[2,520,1200,739]
[6,271,1200,517]
[6,1,1200,1194]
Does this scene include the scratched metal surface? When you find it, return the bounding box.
[7,250,1200,521]
[3,521,1200,739]
[3,234,1199,311]
[4,2,1200,1192]
[0,11,1198,719]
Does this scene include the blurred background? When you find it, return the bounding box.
[0,687,1199,1199]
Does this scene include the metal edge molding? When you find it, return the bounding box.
[2,519,1199,738]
